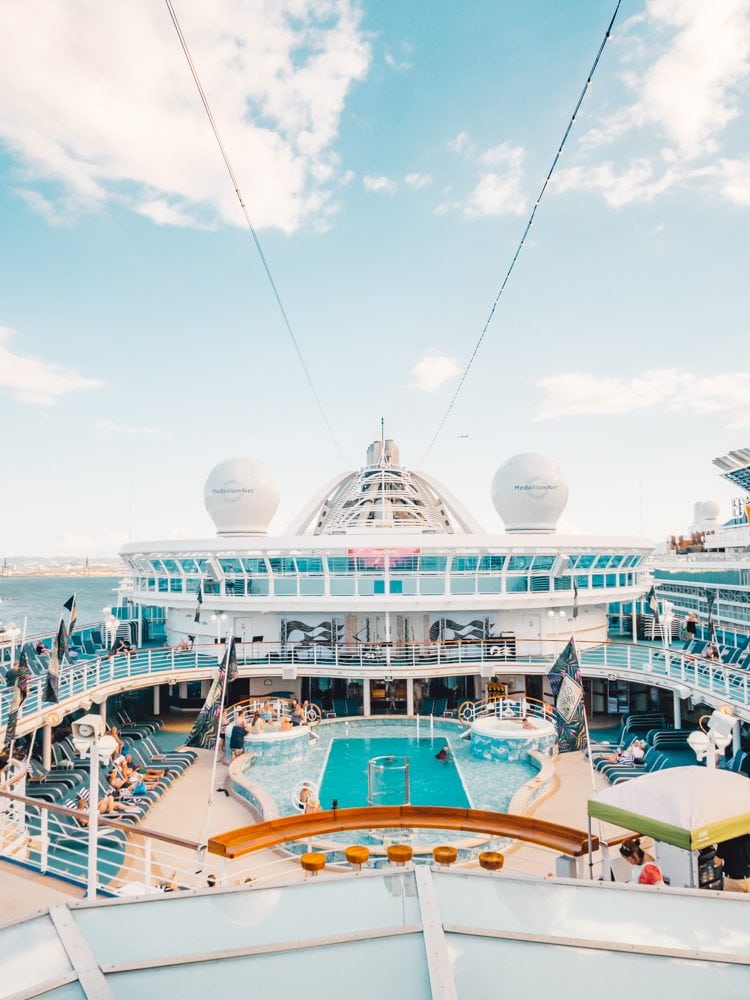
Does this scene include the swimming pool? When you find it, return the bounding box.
[241,718,535,818]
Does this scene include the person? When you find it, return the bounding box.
[413,679,423,714]
[73,786,137,825]
[637,863,664,886]
[260,700,276,722]
[108,727,125,758]
[715,833,750,893]
[206,874,217,888]
[435,746,451,762]
[522,717,536,730]
[619,838,655,882]
[299,785,321,813]
[219,710,229,751]
[684,613,697,644]
[229,712,247,760]
[597,740,646,766]
[249,710,265,734]
[290,699,305,726]
[279,715,292,731]
[706,643,719,660]
[176,639,191,652]
[35,641,49,659]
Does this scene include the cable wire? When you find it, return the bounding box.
[419,0,623,465]
[163,0,347,464]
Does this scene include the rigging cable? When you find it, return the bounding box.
[163,0,347,464]
[418,0,623,466]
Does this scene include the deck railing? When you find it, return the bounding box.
[3,638,750,739]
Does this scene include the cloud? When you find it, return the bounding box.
[447,131,473,156]
[411,354,462,393]
[95,420,161,437]
[384,43,412,73]
[363,174,397,195]
[0,326,102,405]
[464,144,526,217]
[534,369,750,428]
[0,1,370,233]
[404,171,432,190]
[557,2,750,207]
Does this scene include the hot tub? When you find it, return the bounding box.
[470,715,556,762]
[242,725,311,764]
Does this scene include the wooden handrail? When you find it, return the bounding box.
[207,805,597,859]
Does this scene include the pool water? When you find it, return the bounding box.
[244,719,535,818]
[319,737,470,809]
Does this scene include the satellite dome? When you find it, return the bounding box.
[204,458,279,536]
[700,500,720,520]
[491,453,568,533]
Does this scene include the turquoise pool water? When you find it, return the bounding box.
[243,719,534,818]
[319,737,470,809]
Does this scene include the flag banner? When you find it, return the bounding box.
[194,581,204,624]
[2,685,22,755]
[64,593,78,637]
[17,649,31,705]
[183,671,223,749]
[547,638,585,753]
[572,579,579,619]
[647,586,660,624]
[226,639,238,685]
[45,618,67,704]
[705,589,721,660]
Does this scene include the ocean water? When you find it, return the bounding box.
[0,576,122,636]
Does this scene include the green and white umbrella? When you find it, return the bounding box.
[588,767,750,850]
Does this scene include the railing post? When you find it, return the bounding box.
[144,835,152,889]
[626,645,631,671]
[745,676,748,706]
[170,648,175,674]
[40,810,49,873]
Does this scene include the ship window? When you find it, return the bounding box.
[389,580,403,594]
[606,573,617,587]
[179,558,199,572]
[506,576,529,592]
[592,574,605,588]
[594,554,611,568]
[478,577,502,593]
[248,579,269,596]
[219,558,244,574]
[451,556,478,572]
[507,555,532,571]
[158,579,168,592]
[389,555,419,573]
[609,554,624,568]
[356,556,385,573]
[169,579,182,592]
[530,576,550,592]
[185,579,200,592]
[419,555,447,573]
[575,554,595,569]
[150,559,166,573]
[295,557,323,574]
[196,559,212,573]
[327,557,356,574]
[269,558,296,575]
[479,555,506,572]
[574,575,589,589]
[531,555,555,570]
[554,576,572,591]
[242,558,267,574]
[162,559,179,573]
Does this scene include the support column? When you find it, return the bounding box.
[363,677,371,717]
[473,674,483,700]
[43,724,52,771]
[178,682,188,700]
[733,720,742,756]
[406,678,414,716]
[99,698,107,724]
[153,684,161,716]
[672,689,682,729]
[632,602,638,644]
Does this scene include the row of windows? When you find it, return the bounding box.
[136,571,637,598]
[132,552,644,577]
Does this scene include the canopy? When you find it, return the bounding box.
[588,766,750,850]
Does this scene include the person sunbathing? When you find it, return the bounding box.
[74,787,138,825]
[596,739,646,765]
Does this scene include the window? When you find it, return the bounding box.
[219,558,244,574]
[451,556,478,573]
[574,554,595,569]
[531,555,555,570]
[506,576,529,592]
[594,554,611,569]
[479,555,506,572]
[328,557,356,574]
[420,555,447,573]
[162,559,179,573]
[269,557,296,575]
[179,558,198,572]
[242,558,267,574]
[295,557,323,574]
[507,555,532,571]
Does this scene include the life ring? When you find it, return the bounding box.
[305,703,323,727]
[293,780,319,812]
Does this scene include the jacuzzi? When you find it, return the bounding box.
[470,715,556,762]
[242,725,311,764]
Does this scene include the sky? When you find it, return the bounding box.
[0,0,749,557]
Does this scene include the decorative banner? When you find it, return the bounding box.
[45,618,68,704]
[547,638,585,753]
[17,648,31,704]
[647,585,660,624]
[194,581,204,624]
[64,593,78,637]
[572,579,579,619]
[2,685,22,755]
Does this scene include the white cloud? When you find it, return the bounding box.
[404,171,432,189]
[534,369,750,428]
[0,326,102,405]
[464,144,526,217]
[447,131,473,156]
[411,354,462,393]
[0,1,370,233]
[384,48,412,73]
[558,1,750,207]
[363,174,397,195]
[95,420,161,437]
[715,158,750,205]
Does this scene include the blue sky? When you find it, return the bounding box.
[0,0,748,556]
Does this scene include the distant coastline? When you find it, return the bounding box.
[1,568,123,578]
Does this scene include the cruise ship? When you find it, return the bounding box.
[1,440,750,999]
[653,448,750,654]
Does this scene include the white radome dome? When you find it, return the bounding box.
[204,458,279,536]
[700,500,720,520]
[491,453,568,533]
